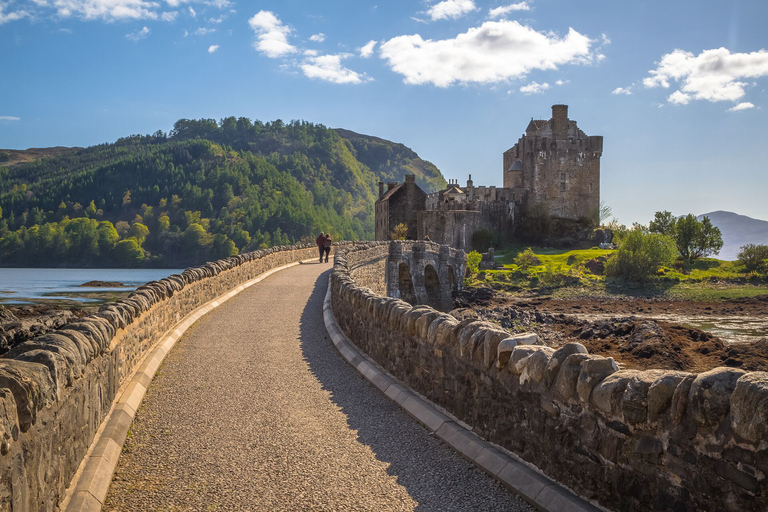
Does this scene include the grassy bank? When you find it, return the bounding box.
[471,246,768,301]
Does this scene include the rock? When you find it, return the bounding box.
[689,367,746,427]
[576,357,619,403]
[519,347,556,390]
[648,371,691,423]
[591,370,640,417]
[0,388,18,453]
[623,370,668,425]
[552,353,591,402]
[15,349,72,394]
[0,360,56,432]
[730,372,768,443]
[510,345,544,376]
[482,328,510,370]
[546,342,588,387]
[496,333,540,369]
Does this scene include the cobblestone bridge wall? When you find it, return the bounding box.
[331,243,768,512]
[0,244,326,511]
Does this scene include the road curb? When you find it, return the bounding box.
[61,260,308,512]
[322,276,603,512]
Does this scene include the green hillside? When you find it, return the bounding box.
[0,118,446,267]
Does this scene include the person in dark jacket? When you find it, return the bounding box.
[323,234,332,262]
[316,233,325,262]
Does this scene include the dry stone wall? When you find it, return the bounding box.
[331,244,768,512]
[0,244,327,511]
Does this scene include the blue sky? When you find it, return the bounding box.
[1,0,767,225]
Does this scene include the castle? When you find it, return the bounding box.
[375,105,603,250]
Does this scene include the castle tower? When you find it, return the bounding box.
[502,105,603,221]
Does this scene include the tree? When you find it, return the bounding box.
[114,238,145,267]
[605,229,677,281]
[390,223,408,240]
[738,244,768,272]
[674,214,723,261]
[649,210,676,236]
[514,248,541,269]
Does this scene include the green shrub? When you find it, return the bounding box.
[466,250,482,276]
[605,230,677,281]
[514,247,541,269]
[738,244,768,272]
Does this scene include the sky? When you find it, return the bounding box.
[1,0,767,225]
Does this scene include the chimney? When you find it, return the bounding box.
[387,182,398,191]
[405,174,415,184]
[466,174,473,189]
[378,181,384,198]
[552,104,568,139]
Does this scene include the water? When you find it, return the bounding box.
[0,268,183,305]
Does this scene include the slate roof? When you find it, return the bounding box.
[526,119,548,132]
[378,183,404,202]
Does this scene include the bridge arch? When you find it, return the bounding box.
[423,264,441,309]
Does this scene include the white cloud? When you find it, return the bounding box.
[126,25,150,41]
[208,14,224,23]
[427,0,477,21]
[379,20,595,87]
[208,44,218,53]
[303,49,318,56]
[0,0,229,23]
[555,79,569,86]
[488,2,530,19]
[0,2,29,24]
[519,81,549,94]
[301,53,369,84]
[643,47,768,106]
[194,26,214,35]
[0,116,21,121]
[612,86,632,95]
[728,102,754,112]
[309,32,325,43]
[359,40,376,58]
[248,10,296,58]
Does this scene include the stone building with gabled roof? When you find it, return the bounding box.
[375,175,427,241]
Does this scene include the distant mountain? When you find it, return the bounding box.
[699,211,768,260]
[0,118,446,267]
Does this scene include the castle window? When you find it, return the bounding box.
[560,173,566,192]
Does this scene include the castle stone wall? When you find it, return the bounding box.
[0,244,330,511]
[331,245,768,512]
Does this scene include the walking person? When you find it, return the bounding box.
[316,232,325,263]
[323,233,332,262]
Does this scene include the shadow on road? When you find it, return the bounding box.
[298,270,528,512]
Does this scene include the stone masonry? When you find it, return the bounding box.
[503,104,603,220]
[331,243,768,512]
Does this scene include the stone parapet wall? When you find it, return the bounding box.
[0,244,329,511]
[331,244,768,512]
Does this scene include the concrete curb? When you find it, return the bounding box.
[62,260,309,512]
[322,276,602,512]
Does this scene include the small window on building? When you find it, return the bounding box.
[560,173,566,192]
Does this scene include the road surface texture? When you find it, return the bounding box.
[104,262,533,512]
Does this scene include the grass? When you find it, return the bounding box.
[470,247,768,301]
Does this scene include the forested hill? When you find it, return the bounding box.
[0,118,446,268]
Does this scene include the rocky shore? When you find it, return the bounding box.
[453,287,768,373]
[0,305,90,355]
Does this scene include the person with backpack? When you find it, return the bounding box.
[323,233,332,262]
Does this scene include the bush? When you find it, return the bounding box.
[605,230,677,281]
[738,244,768,272]
[465,250,482,277]
[514,247,541,269]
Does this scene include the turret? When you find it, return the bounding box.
[552,104,568,140]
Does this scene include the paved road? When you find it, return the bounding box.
[104,262,532,512]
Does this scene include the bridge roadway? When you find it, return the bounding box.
[103,261,532,511]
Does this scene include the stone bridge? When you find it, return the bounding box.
[0,242,766,512]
